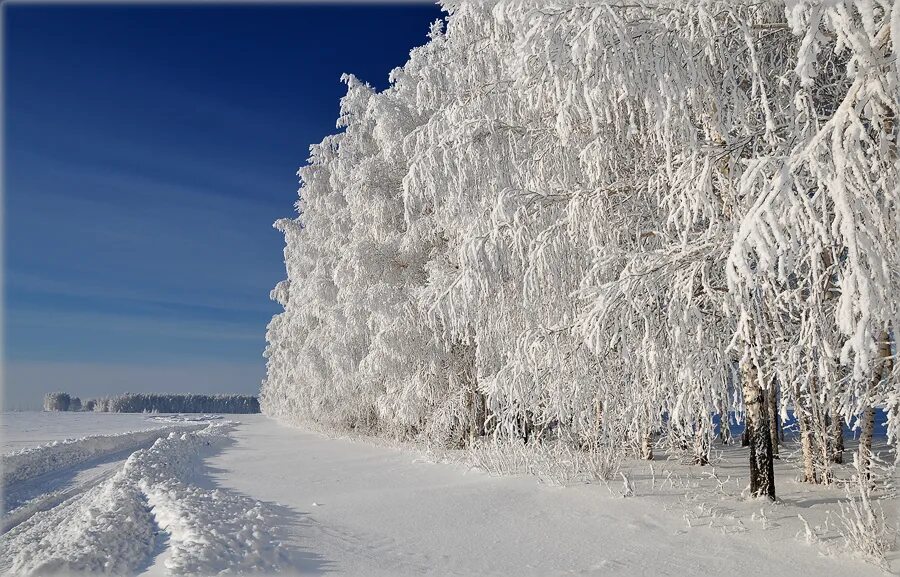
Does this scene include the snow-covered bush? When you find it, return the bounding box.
[838,455,897,565]
[466,438,622,485]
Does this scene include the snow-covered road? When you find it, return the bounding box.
[2,415,894,576]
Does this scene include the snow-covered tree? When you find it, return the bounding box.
[263,0,898,506]
[43,392,70,412]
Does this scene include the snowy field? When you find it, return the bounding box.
[0,411,193,452]
[0,412,896,576]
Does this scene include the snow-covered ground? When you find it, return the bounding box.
[1,413,896,576]
[0,412,186,452]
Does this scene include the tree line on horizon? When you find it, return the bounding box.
[261,0,898,524]
[42,392,260,414]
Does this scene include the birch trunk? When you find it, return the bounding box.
[641,430,653,460]
[693,418,710,466]
[592,398,603,449]
[806,363,833,484]
[830,408,844,464]
[858,402,876,481]
[766,379,780,459]
[794,387,818,483]
[742,357,776,499]
[859,330,891,480]
[469,390,486,443]
[718,402,731,445]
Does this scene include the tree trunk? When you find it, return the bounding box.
[766,378,780,459]
[742,357,776,500]
[717,401,731,445]
[795,393,818,483]
[641,429,653,460]
[859,331,891,480]
[858,403,876,481]
[592,398,604,448]
[469,390,486,443]
[693,418,710,466]
[830,408,844,464]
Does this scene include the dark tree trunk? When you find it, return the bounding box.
[830,411,844,464]
[766,379,780,459]
[470,390,486,440]
[693,417,710,466]
[742,358,776,500]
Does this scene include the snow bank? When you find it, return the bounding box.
[0,422,293,576]
[146,414,224,423]
[143,482,283,574]
[0,473,157,575]
[128,424,288,574]
[1,424,203,485]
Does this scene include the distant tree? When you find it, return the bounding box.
[43,392,70,412]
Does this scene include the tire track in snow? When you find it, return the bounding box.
[0,422,300,576]
[2,454,124,534]
[1,424,203,486]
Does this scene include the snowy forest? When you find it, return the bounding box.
[261,0,898,525]
[43,392,260,414]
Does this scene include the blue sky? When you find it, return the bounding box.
[4,2,443,409]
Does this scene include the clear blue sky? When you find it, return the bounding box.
[4,2,443,409]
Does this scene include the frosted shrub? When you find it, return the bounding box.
[838,456,897,565]
[467,438,621,486]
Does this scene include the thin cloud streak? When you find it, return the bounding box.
[8,307,263,343]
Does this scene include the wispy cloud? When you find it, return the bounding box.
[8,270,275,316]
[8,307,263,342]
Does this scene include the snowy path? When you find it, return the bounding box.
[195,416,892,577]
[2,415,893,576]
